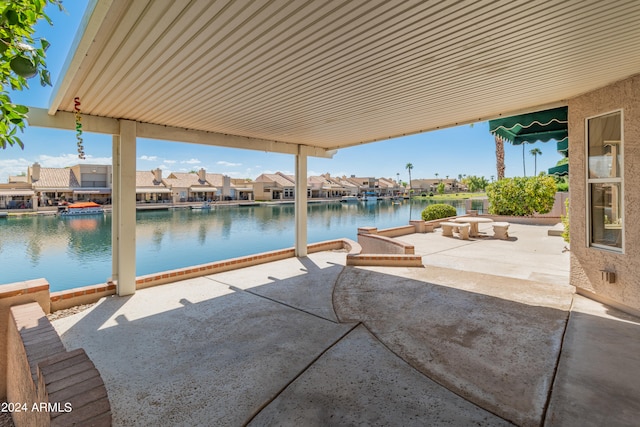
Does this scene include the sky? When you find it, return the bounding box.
[0,2,564,184]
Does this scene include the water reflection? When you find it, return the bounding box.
[63,216,112,260]
[2,199,472,291]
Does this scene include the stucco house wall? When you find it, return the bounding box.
[568,73,640,315]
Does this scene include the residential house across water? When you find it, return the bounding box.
[1,163,412,210]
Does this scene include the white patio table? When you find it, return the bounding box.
[452,217,493,237]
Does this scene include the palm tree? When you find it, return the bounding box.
[494,134,505,180]
[405,163,413,189]
[435,172,439,181]
[522,143,527,177]
[530,148,542,175]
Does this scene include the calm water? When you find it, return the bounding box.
[1,199,478,292]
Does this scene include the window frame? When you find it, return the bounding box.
[585,109,624,253]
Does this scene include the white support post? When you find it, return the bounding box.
[111,135,120,285]
[114,120,137,296]
[295,146,308,257]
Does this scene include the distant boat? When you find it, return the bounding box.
[58,201,104,216]
[191,202,212,210]
[340,195,359,203]
[361,193,378,202]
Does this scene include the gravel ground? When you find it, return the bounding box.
[47,302,97,321]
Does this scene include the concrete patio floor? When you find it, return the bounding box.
[51,223,640,426]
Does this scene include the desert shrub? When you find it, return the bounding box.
[486,176,557,216]
[421,203,457,221]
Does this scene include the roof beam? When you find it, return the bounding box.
[26,107,336,158]
[136,122,335,158]
[48,0,114,115]
[27,107,120,135]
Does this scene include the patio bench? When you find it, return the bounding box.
[440,221,470,240]
[492,222,510,239]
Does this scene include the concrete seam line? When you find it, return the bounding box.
[357,322,515,424]
[330,265,348,323]
[203,274,342,325]
[202,277,233,288]
[243,322,361,426]
[244,287,342,325]
[426,239,480,257]
[540,293,575,425]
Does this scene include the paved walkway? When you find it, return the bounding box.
[52,224,640,426]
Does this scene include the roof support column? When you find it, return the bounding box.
[295,146,308,257]
[113,120,137,296]
[111,135,119,284]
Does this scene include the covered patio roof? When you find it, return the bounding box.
[26,0,640,296]
[37,0,640,152]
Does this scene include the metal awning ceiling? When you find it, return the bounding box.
[46,0,640,152]
[135,188,171,194]
[73,189,112,194]
[0,190,35,196]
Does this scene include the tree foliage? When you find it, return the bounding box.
[486,175,557,216]
[421,203,457,221]
[1,0,62,149]
[461,175,489,192]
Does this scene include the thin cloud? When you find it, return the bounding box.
[38,154,112,168]
[0,158,31,182]
[0,153,113,183]
[217,160,241,167]
[181,158,201,164]
[139,155,158,161]
[163,160,177,164]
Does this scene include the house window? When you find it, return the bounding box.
[587,111,623,251]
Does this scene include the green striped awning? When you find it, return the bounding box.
[489,107,568,146]
[547,163,569,176]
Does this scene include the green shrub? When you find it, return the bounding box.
[561,198,570,243]
[555,175,569,192]
[421,203,457,221]
[486,176,557,216]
